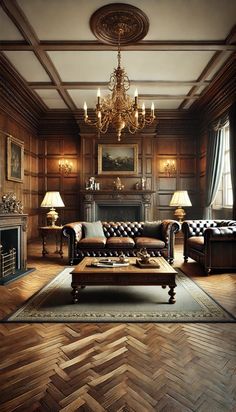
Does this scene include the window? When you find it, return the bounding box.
[213,124,233,209]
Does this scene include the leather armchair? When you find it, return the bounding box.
[182,220,236,274]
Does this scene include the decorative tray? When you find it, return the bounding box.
[136,259,160,268]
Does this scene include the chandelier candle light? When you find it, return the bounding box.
[83,27,155,141]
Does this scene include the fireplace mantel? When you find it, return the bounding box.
[80,190,155,221]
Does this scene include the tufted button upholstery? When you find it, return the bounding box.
[63,220,180,265]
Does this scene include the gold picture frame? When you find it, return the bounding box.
[98,144,138,175]
[7,136,24,183]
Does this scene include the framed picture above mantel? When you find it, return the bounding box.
[98,144,138,175]
[7,135,24,183]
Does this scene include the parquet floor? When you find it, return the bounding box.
[0,241,236,412]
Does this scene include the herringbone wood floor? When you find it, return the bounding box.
[0,241,236,412]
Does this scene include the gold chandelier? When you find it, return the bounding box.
[83,26,155,141]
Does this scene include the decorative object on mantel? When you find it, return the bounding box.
[86,177,100,190]
[164,159,176,177]
[141,177,147,190]
[58,159,72,175]
[113,177,124,190]
[83,4,155,141]
[169,190,192,222]
[40,191,65,226]
[0,192,23,214]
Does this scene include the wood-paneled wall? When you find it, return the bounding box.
[38,133,80,227]
[0,112,39,240]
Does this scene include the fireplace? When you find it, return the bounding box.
[0,213,30,284]
[80,189,155,222]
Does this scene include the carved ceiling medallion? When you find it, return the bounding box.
[90,3,149,45]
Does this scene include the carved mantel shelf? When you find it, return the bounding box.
[80,190,155,221]
[81,189,155,198]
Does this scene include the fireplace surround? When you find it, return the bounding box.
[0,213,31,284]
[80,189,155,222]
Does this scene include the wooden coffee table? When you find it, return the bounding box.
[70,257,177,304]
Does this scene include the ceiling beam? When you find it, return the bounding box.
[1,40,236,52]
[28,80,210,89]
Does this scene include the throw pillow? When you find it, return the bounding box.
[142,221,162,239]
[83,221,105,238]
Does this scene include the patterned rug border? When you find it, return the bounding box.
[3,267,236,323]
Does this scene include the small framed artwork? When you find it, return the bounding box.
[7,135,24,183]
[98,144,138,175]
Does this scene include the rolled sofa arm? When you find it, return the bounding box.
[161,220,181,241]
[62,222,83,265]
[161,220,181,264]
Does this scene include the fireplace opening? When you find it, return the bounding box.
[96,204,142,221]
[0,227,21,280]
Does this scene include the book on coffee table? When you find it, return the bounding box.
[90,262,129,268]
[88,258,129,268]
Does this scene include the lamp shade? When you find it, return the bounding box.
[169,191,192,207]
[40,191,65,208]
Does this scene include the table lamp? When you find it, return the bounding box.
[169,190,192,222]
[40,191,65,226]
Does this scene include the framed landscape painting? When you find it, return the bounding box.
[7,136,24,182]
[98,144,138,175]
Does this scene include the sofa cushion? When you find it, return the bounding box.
[106,237,135,249]
[135,237,165,249]
[78,237,106,249]
[83,221,105,238]
[142,222,162,239]
[187,236,204,251]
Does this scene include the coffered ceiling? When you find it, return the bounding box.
[0,0,235,113]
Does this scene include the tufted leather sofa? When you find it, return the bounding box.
[182,220,236,274]
[63,220,180,265]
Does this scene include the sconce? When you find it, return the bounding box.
[58,159,72,175]
[163,159,176,177]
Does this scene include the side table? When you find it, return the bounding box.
[39,226,63,258]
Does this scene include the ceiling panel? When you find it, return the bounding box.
[3,51,51,82]
[48,50,215,82]
[34,89,68,109]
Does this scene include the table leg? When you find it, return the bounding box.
[59,234,63,258]
[168,285,176,304]
[41,234,49,257]
[71,284,80,303]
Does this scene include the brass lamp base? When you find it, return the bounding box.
[47,208,58,226]
[174,207,186,222]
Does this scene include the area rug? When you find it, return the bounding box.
[5,268,235,323]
